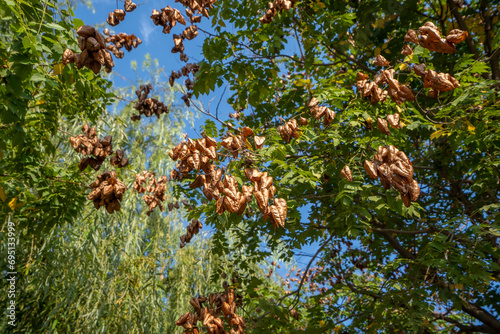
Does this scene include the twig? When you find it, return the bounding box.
[58,128,76,137]
[287,232,335,310]
[372,228,433,235]
[46,176,91,188]
[113,93,134,103]
[216,84,228,120]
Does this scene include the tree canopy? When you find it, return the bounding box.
[1,0,500,333]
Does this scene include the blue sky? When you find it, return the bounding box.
[74,0,320,270]
[75,0,223,137]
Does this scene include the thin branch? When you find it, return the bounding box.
[113,93,134,103]
[372,228,433,235]
[373,218,416,260]
[433,312,496,333]
[58,128,75,137]
[216,84,228,120]
[288,232,335,310]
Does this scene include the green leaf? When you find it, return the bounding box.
[72,18,84,28]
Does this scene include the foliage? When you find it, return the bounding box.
[173,0,500,332]
[1,0,500,333]
[0,0,113,233]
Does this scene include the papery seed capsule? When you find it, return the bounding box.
[341,165,353,182]
[408,179,420,201]
[364,160,378,179]
[377,118,390,135]
[387,113,400,129]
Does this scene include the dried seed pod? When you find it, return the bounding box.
[88,171,126,213]
[114,9,126,21]
[415,22,461,54]
[107,12,119,26]
[377,118,390,135]
[408,179,420,201]
[413,63,426,77]
[401,45,413,56]
[245,168,262,182]
[172,34,185,53]
[92,49,106,65]
[93,31,106,48]
[387,113,400,129]
[124,0,137,12]
[404,29,419,44]
[76,25,96,38]
[254,136,265,149]
[357,72,369,81]
[364,160,378,179]
[222,302,231,316]
[278,118,300,143]
[373,55,390,67]
[79,49,90,65]
[79,157,90,171]
[176,313,190,327]
[299,117,308,125]
[341,165,352,182]
[73,53,83,69]
[86,36,101,51]
[308,97,318,108]
[446,29,468,44]
[87,60,101,74]
[323,108,336,125]
[183,25,198,40]
[63,49,74,64]
[428,88,439,98]
[103,49,114,67]
[241,126,254,138]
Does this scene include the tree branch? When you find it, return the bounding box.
[446,0,480,59]
[372,228,433,235]
[372,219,416,260]
[433,312,497,333]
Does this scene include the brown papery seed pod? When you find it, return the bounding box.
[107,13,119,26]
[254,136,265,149]
[222,302,231,316]
[373,55,390,67]
[76,25,95,38]
[175,313,190,327]
[114,9,126,21]
[357,72,370,81]
[124,0,137,12]
[401,45,413,56]
[446,29,468,44]
[241,126,254,138]
[63,49,74,64]
[364,160,378,179]
[387,113,400,129]
[408,179,420,202]
[308,97,318,108]
[377,118,390,135]
[341,165,352,182]
[183,25,198,40]
[404,29,419,44]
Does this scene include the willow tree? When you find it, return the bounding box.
[0,2,240,333]
[0,1,287,333]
